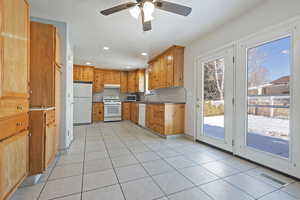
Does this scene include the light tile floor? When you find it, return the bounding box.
[11,122,300,200]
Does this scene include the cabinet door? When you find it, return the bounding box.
[81,66,94,82]
[55,31,62,66]
[152,60,161,90]
[55,68,61,151]
[148,64,154,91]
[45,123,56,169]
[92,103,103,122]
[30,22,56,107]
[146,104,151,128]
[0,131,28,200]
[104,70,121,84]
[164,52,174,88]
[120,71,128,93]
[136,69,145,92]
[122,103,131,120]
[131,103,139,124]
[93,69,104,93]
[128,71,136,93]
[73,66,80,81]
[0,0,29,99]
[173,47,184,87]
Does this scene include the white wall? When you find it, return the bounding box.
[184,0,300,138]
[31,17,74,149]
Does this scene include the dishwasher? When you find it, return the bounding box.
[138,104,146,127]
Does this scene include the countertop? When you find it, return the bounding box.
[122,101,186,104]
[29,107,56,111]
[93,101,185,104]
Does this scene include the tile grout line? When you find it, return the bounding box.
[121,124,170,199]
[37,147,61,200]
[102,124,128,200]
[31,122,298,200]
[80,125,88,200]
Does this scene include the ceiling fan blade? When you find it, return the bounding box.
[100,2,137,16]
[154,0,192,16]
[141,9,152,32]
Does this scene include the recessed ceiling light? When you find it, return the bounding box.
[86,62,92,65]
[125,66,132,69]
[141,52,148,56]
[103,46,110,50]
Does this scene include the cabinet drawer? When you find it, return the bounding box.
[0,131,28,200]
[0,99,29,119]
[45,109,55,125]
[0,114,29,141]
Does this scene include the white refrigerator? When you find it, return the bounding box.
[73,83,92,124]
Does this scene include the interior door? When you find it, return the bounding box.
[235,24,300,178]
[196,46,235,152]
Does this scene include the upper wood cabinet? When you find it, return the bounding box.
[30,21,62,107]
[103,70,121,85]
[127,69,145,93]
[120,71,128,93]
[148,46,184,90]
[0,0,30,100]
[73,65,94,83]
[127,71,136,93]
[136,69,145,93]
[93,69,104,93]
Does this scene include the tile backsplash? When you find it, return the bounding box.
[144,87,186,103]
[93,87,186,103]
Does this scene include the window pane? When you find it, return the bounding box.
[247,37,290,158]
[203,58,225,140]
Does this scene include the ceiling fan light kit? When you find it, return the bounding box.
[100,0,192,32]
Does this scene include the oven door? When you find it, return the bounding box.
[104,104,122,121]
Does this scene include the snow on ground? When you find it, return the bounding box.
[203,115,289,158]
[204,115,289,140]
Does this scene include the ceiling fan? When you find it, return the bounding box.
[100,0,192,32]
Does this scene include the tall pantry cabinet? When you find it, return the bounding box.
[29,22,61,175]
[0,0,30,199]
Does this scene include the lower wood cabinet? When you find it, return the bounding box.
[92,103,104,122]
[122,103,131,120]
[0,131,29,200]
[130,103,139,124]
[146,104,185,135]
[29,109,57,175]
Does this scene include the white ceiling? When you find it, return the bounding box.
[29,0,264,69]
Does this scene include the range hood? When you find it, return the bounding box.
[104,84,120,89]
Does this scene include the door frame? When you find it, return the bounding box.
[195,45,235,152]
[235,19,300,178]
